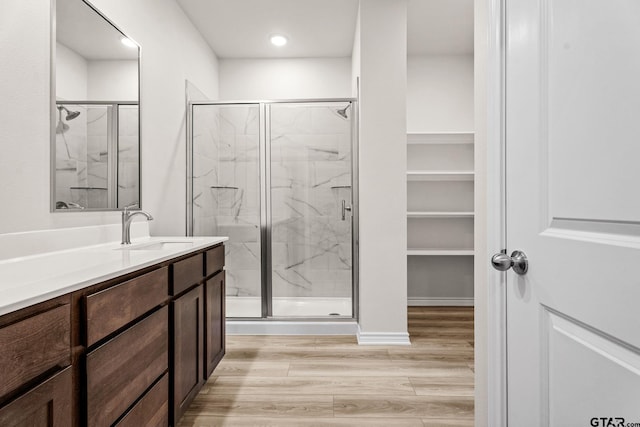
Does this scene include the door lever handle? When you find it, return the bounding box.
[341,199,352,221]
[491,250,528,275]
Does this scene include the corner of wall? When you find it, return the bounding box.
[356,0,408,338]
[351,5,361,98]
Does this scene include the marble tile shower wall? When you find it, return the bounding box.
[192,104,352,300]
[55,105,89,207]
[270,106,352,299]
[84,106,109,208]
[193,105,262,299]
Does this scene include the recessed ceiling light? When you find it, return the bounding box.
[121,37,137,48]
[270,35,288,47]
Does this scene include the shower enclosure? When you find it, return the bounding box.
[188,100,357,320]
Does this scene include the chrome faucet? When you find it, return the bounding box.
[121,203,153,244]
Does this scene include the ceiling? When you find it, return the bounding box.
[57,0,138,60]
[408,0,474,55]
[176,0,473,59]
[176,0,359,59]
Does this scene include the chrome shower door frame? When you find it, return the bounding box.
[261,104,271,318]
[187,98,359,321]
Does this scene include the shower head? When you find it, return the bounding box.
[66,110,81,120]
[57,106,81,121]
[56,106,79,135]
[336,104,351,120]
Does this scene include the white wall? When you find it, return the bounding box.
[0,0,219,236]
[0,0,110,235]
[56,44,138,101]
[219,58,351,100]
[407,55,474,132]
[475,0,504,423]
[56,42,88,100]
[88,0,220,236]
[87,60,138,101]
[355,0,408,343]
[351,8,360,98]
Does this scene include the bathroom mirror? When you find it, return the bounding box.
[52,0,140,211]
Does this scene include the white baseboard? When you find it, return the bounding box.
[408,297,474,307]
[356,326,411,346]
[226,320,358,335]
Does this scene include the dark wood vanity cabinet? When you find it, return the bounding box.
[0,296,72,427]
[0,367,72,427]
[84,267,169,346]
[204,270,225,379]
[86,306,169,427]
[0,242,224,427]
[204,246,226,380]
[81,264,170,427]
[114,374,169,427]
[169,244,226,426]
[171,285,204,424]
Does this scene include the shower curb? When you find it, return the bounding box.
[226,320,358,335]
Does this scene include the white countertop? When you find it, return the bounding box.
[0,236,228,316]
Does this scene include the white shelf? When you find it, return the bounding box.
[407,132,474,145]
[407,249,474,256]
[407,211,474,218]
[406,128,475,301]
[407,171,474,181]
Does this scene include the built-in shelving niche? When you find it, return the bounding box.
[406,132,475,306]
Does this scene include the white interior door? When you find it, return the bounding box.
[504,0,640,425]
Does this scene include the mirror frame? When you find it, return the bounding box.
[50,0,142,212]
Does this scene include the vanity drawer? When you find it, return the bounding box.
[171,254,204,295]
[85,267,169,346]
[205,244,224,276]
[86,306,168,427]
[115,374,168,427]
[0,304,70,400]
[0,366,72,427]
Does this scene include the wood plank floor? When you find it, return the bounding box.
[179,307,474,427]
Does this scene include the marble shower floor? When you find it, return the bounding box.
[227,297,353,318]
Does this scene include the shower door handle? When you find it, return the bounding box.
[341,200,352,221]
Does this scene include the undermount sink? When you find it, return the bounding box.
[117,241,195,251]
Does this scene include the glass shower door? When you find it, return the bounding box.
[191,103,262,318]
[268,102,353,317]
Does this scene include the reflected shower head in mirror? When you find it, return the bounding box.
[56,106,81,134]
[58,105,81,120]
[335,104,351,120]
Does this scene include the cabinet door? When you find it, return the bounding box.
[0,367,72,427]
[204,271,225,379]
[86,307,168,427]
[171,285,203,425]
